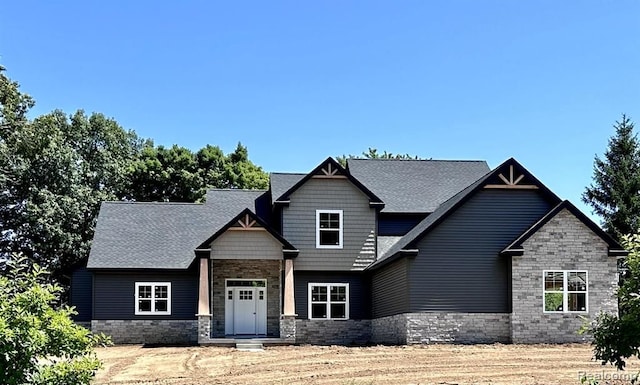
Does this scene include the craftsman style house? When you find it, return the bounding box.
[71,157,625,345]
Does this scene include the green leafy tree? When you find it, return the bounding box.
[588,234,640,370]
[336,147,423,167]
[0,107,140,280]
[583,114,640,239]
[123,142,268,202]
[0,255,110,385]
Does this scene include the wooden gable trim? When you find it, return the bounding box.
[484,164,539,190]
[273,157,384,207]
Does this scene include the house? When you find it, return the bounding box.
[71,157,626,345]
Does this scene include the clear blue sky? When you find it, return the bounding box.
[1,1,639,221]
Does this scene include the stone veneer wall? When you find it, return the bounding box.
[371,313,510,344]
[511,208,618,343]
[371,314,407,344]
[294,320,372,345]
[92,320,197,344]
[211,259,282,337]
[405,313,510,344]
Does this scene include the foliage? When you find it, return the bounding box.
[588,234,640,370]
[583,114,640,239]
[0,106,140,280]
[336,147,423,167]
[122,142,268,202]
[0,255,110,385]
[1,67,267,284]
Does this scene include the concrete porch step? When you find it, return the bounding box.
[235,342,264,351]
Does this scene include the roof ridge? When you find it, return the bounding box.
[102,201,203,206]
[269,172,307,175]
[347,158,487,163]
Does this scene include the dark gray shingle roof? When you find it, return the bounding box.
[87,190,266,269]
[368,158,563,269]
[270,173,306,203]
[371,172,492,267]
[347,159,490,213]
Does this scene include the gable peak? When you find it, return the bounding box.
[484,158,540,190]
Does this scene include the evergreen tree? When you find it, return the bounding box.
[583,114,640,239]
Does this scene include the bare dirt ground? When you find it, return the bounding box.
[94,344,640,385]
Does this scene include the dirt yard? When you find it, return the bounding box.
[94,344,640,385]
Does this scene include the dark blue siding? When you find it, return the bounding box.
[294,272,370,319]
[409,189,553,313]
[70,267,93,322]
[371,258,409,318]
[378,214,427,236]
[93,269,198,320]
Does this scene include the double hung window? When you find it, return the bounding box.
[308,283,349,320]
[135,282,171,315]
[316,210,343,248]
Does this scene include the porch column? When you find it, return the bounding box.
[197,257,210,315]
[283,258,296,316]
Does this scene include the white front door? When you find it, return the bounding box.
[233,288,257,334]
[225,280,267,335]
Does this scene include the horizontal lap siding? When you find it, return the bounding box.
[70,267,93,322]
[378,214,427,236]
[210,230,282,260]
[93,270,197,320]
[294,272,370,319]
[283,178,376,270]
[409,189,553,313]
[371,258,409,318]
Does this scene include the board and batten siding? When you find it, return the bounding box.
[282,178,376,270]
[371,257,410,318]
[294,271,370,319]
[210,230,283,260]
[92,270,198,320]
[409,189,554,313]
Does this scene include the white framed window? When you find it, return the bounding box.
[308,283,349,320]
[543,271,588,313]
[135,282,171,315]
[316,210,343,249]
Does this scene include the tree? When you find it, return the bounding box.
[0,255,109,384]
[583,114,640,239]
[0,108,140,281]
[588,234,640,370]
[122,142,268,202]
[336,147,423,167]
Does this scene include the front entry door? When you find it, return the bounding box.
[233,288,257,334]
[225,280,267,335]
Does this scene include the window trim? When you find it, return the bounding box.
[316,209,344,249]
[135,282,172,316]
[542,270,588,314]
[308,283,349,320]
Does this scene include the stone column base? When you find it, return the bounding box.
[280,315,296,343]
[197,314,212,344]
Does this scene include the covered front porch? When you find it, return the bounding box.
[193,210,298,344]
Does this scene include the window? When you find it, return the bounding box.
[308,283,349,320]
[316,210,343,248]
[135,282,171,315]
[543,271,588,313]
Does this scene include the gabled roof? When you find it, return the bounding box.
[368,158,561,270]
[501,200,628,257]
[270,173,306,205]
[272,157,384,207]
[347,159,490,213]
[87,190,267,270]
[196,208,298,254]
